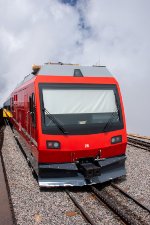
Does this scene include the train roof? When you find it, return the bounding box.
[37,64,112,77]
[15,63,113,89]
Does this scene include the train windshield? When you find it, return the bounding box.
[39,84,123,135]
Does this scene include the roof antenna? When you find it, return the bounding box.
[96,56,101,66]
[93,56,101,67]
[99,57,100,66]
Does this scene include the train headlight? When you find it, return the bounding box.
[46,141,60,149]
[111,135,122,144]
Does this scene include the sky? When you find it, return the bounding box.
[0,0,150,136]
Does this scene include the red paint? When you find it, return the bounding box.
[10,74,127,164]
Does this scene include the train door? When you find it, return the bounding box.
[24,92,28,131]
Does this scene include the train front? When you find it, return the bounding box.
[36,65,127,187]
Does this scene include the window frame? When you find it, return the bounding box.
[39,83,124,135]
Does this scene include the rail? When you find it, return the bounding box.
[91,184,150,225]
[66,183,150,225]
[128,136,150,151]
[66,189,97,225]
[111,183,150,212]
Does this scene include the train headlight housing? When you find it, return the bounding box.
[111,135,122,144]
[46,141,60,149]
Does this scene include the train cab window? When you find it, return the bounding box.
[40,84,123,135]
[29,93,36,127]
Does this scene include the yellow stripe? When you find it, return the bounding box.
[3,109,12,118]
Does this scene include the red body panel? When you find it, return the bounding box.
[10,75,127,164]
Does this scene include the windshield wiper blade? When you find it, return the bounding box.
[102,93,120,132]
[102,109,119,132]
[42,107,69,135]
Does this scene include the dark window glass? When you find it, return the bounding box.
[29,93,36,127]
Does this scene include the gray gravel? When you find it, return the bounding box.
[114,144,150,209]
[104,185,150,225]
[2,126,150,225]
[2,126,87,225]
[69,190,123,225]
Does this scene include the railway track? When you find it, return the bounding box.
[66,183,150,225]
[94,183,150,225]
[0,119,16,225]
[128,134,150,141]
[128,136,150,151]
[2,120,150,224]
[66,189,97,225]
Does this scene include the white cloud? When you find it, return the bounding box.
[77,0,150,135]
[0,0,81,99]
[0,0,150,135]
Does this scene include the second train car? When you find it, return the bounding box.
[4,63,127,187]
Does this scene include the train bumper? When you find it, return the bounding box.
[38,155,126,187]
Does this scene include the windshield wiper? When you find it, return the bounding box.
[42,107,69,135]
[102,93,120,132]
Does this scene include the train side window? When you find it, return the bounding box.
[29,96,32,112]
[29,93,36,127]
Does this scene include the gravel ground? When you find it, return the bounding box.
[103,185,150,225]
[69,190,123,225]
[2,126,150,225]
[2,126,87,225]
[114,144,150,209]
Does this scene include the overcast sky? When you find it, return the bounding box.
[0,0,150,136]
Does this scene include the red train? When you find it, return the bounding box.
[4,63,127,187]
